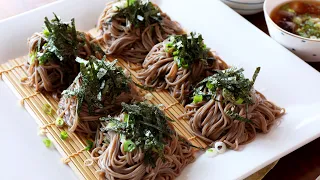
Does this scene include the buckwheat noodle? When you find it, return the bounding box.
[57,74,141,134]
[137,41,228,105]
[95,1,183,64]
[88,121,195,180]
[183,90,285,150]
[22,32,103,99]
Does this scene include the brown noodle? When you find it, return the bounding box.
[95,1,183,64]
[183,90,285,150]
[88,119,195,180]
[137,41,228,105]
[22,32,103,99]
[57,74,141,134]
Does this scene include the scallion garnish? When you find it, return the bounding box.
[111,0,161,27]
[43,138,52,148]
[55,117,64,127]
[193,67,260,123]
[43,28,50,37]
[193,94,203,104]
[100,102,173,167]
[123,139,136,152]
[60,131,68,140]
[42,104,53,115]
[165,32,210,69]
[124,113,129,122]
[85,140,94,151]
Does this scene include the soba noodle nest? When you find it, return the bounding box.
[95,0,183,64]
[22,16,104,99]
[89,114,195,179]
[57,60,141,134]
[137,40,228,105]
[183,83,285,150]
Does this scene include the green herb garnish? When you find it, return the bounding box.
[165,32,211,69]
[29,51,37,64]
[62,56,131,115]
[193,94,203,104]
[101,102,173,167]
[123,139,136,152]
[37,13,78,64]
[55,117,64,127]
[42,104,53,115]
[193,67,260,123]
[111,0,161,27]
[85,140,94,151]
[60,131,68,140]
[43,138,52,148]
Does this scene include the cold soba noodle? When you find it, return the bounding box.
[138,33,228,105]
[95,0,183,63]
[58,57,141,134]
[22,14,104,98]
[183,68,285,150]
[87,103,195,179]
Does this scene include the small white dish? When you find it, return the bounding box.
[221,0,265,15]
[264,0,320,62]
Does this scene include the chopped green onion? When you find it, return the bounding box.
[42,104,53,116]
[106,122,116,129]
[205,148,218,157]
[43,138,51,148]
[43,28,50,37]
[235,98,244,105]
[287,8,295,13]
[123,139,136,152]
[128,0,136,6]
[203,44,207,49]
[173,50,179,56]
[206,81,214,90]
[55,117,64,127]
[60,131,68,140]
[124,113,129,122]
[29,51,37,64]
[165,42,173,48]
[85,140,94,151]
[193,95,203,104]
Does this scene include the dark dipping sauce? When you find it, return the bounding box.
[271,1,320,39]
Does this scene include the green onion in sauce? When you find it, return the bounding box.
[271,1,320,39]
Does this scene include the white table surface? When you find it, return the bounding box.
[0,0,106,179]
[0,81,77,180]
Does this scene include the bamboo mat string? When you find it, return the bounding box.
[164,102,180,111]
[62,148,87,164]
[20,92,40,105]
[1,59,99,179]
[0,63,24,79]
[40,122,56,130]
[0,52,208,179]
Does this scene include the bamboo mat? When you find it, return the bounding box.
[0,34,206,179]
[0,29,277,180]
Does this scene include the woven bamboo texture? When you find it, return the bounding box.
[0,30,207,180]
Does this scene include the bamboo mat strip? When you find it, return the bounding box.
[114,58,207,148]
[0,28,208,179]
[85,30,206,147]
[0,55,208,180]
[12,57,101,173]
[0,59,99,180]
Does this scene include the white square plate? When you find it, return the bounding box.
[1,0,320,179]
